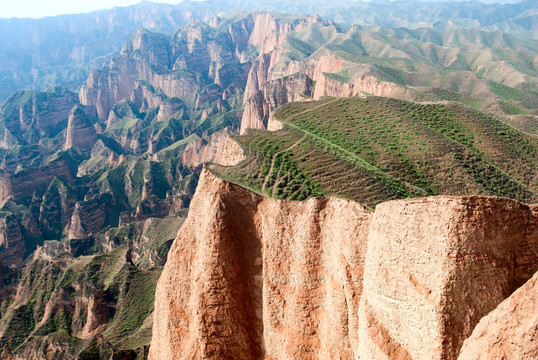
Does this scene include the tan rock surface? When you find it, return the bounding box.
[150,171,538,359]
[148,169,371,360]
[240,74,313,134]
[358,196,538,360]
[458,270,538,360]
[182,128,245,168]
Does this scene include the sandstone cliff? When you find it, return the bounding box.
[457,269,538,360]
[240,73,313,134]
[64,106,97,151]
[182,128,246,168]
[149,169,538,360]
[149,169,371,359]
[358,197,537,360]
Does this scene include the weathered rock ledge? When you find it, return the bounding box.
[149,168,538,360]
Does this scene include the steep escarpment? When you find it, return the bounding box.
[149,169,371,360]
[359,197,538,360]
[457,268,538,360]
[150,169,538,360]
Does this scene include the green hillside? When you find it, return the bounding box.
[211,96,538,208]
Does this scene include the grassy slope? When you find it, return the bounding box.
[212,97,538,208]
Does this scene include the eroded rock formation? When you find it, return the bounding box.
[150,169,538,360]
[182,128,246,168]
[457,269,538,360]
[64,106,97,151]
[149,169,371,359]
[358,197,537,360]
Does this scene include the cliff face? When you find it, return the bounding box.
[240,73,313,134]
[358,197,537,360]
[150,169,538,360]
[457,268,538,360]
[182,128,245,168]
[149,169,372,360]
[64,106,97,151]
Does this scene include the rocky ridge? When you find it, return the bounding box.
[237,18,538,135]
[149,168,538,360]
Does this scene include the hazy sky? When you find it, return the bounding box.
[1,0,185,19]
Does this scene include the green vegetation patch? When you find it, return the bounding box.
[212,97,538,207]
[322,69,352,84]
[488,81,538,109]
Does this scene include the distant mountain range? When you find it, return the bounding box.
[0,0,536,102]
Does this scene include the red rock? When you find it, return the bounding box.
[458,270,538,360]
[150,171,538,360]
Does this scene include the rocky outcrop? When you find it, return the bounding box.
[240,73,313,134]
[0,215,24,268]
[77,140,124,177]
[0,178,13,203]
[458,269,538,360]
[149,169,371,359]
[38,178,76,238]
[81,290,116,339]
[67,196,108,239]
[150,170,538,360]
[64,106,97,151]
[9,156,76,205]
[157,97,185,122]
[358,196,537,360]
[182,128,245,167]
[313,73,397,100]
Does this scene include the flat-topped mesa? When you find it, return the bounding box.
[149,169,538,359]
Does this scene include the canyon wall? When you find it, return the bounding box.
[358,197,537,360]
[150,169,538,360]
[457,270,538,360]
[149,169,372,360]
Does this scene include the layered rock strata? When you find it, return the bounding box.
[150,169,538,360]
